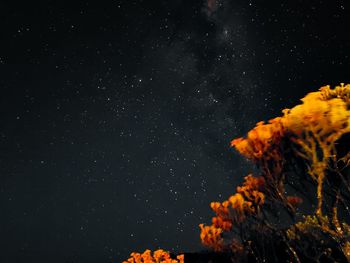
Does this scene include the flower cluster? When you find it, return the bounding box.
[282,84,350,142]
[231,84,350,217]
[199,224,224,252]
[235,174,265,213]
[199,175,265,251]
[231,83,350,166]
[123,249,184,263]
[231,117,285,162]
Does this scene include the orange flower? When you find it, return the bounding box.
[123,249,184,263]
[212,216,232,231]
[229,193,244,212]
[231,118,285,161]
[210,201,229,218]
[199,223,224,252]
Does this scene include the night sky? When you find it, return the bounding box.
[0,1,349,262]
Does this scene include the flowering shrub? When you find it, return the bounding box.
[199,84,350,261]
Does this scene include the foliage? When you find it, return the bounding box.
[199,83,350,262]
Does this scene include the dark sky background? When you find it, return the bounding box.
[0,0,349,262]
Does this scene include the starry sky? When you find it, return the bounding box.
[0,0,349,262]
